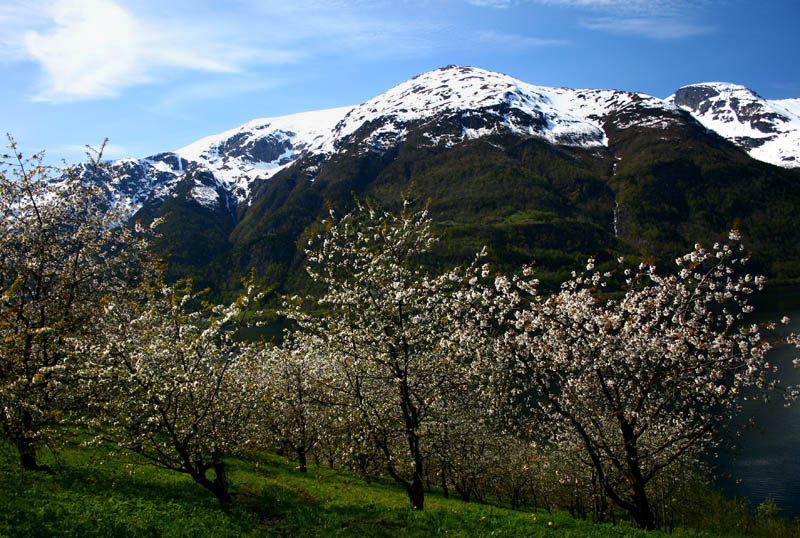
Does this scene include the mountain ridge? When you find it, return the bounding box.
[85,66,800,218]
[70,66,800,298]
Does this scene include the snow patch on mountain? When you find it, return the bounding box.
[71,154,187,215]
[332,67,594,151]
[190,183,221,208]
[778,98,800,118]
[161,66,683,203]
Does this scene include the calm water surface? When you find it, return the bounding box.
[714,285,800,518]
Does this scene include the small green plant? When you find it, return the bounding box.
[757,496,782,518]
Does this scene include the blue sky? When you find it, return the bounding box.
[2,0,798,164]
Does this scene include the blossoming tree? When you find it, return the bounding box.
[0,140,150,470]
[283,198,487,510]
[255,332,328,472]
[80,278,263,503]
[485,234,797,529]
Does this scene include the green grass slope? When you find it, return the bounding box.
[1,439,788,538]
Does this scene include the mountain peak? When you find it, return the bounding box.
[329,64,656,152]
[669,81,800,167]
[173,106,352,202]
[677,81,760,94]
[670,82,761,112]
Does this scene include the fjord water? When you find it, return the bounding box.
[714,285,800,518]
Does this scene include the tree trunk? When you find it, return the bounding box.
[398,372,425,510]
[213,484,232,504]
[17,438,40,471]
[296,445,307,473]
[407,475,425,510]
[592,471,607,523]
[455,481,471,503]
[211,454,232,504]
[185,453,232,505]
[629,480,656,530]
[16,408,41,471]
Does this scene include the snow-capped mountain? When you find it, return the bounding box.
[669,82,800,168]
[73,65,800,299]
[76,108,350,215]
[174,107,351,203]
[87,66,799,217]
[73,152,189,214]
[325,66,685,153]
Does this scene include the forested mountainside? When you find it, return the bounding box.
[75,66,800,298]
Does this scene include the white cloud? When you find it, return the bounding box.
[7,0,712,105]
[534,0,715,38]
[148,77,291,118]
[240,1,449,60]
[57,142,129,160]
[11,0,456,103]
[535,0,706,12]
[464,0,714,38]
[0,0,50,60]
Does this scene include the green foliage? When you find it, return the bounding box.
[132,173,238,303]
[660,477,797,538]
[207,134,622,300]
[609,120,800,276]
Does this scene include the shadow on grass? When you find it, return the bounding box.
[0,441,261,538]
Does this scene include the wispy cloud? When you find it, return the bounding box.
[478,30,571,49]
[0,0,50,60]
[21,0,285,102]
[533,0,715,38]
[56,142,130,160]
[535,0,707,13]
[465,0,516,7]
[7,0,714,106]
[147,76,292,119]
[240,1,449,61]
[580,16,712,38]
[9,0,456,103]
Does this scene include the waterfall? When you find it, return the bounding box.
[612,161,619,238]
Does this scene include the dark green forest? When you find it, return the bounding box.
[138,110,800,302]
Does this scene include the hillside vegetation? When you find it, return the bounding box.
[3,143,799,536]
[1,439,795,538]
[149,122,800,301]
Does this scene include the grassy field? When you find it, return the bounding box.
[0,439,785,537]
